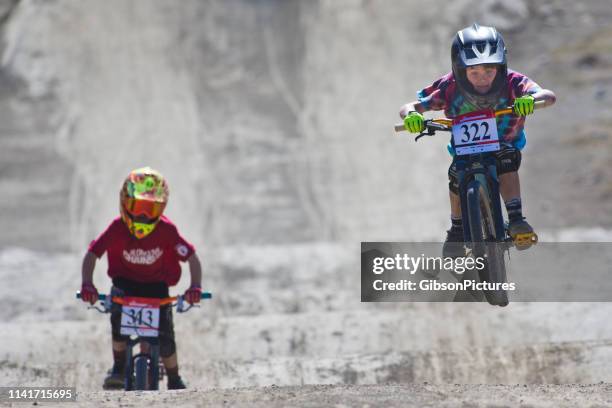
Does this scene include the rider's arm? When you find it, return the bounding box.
[530,89,556,108]
[399,101,427,118]
[187,253,202,287]
[81,251,97,284]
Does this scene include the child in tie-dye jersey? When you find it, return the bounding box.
[399,23,556,256]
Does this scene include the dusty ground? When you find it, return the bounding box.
[3,384,611,408]
[0,0,611,407]
[98,384,610,408]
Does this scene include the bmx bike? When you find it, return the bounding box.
[76,290,212,390]
[394,101,545,306]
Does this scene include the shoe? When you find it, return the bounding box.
[167,376,187,390]
[443,227,466,258]
[103,364,125,390]
[508,218,538,250]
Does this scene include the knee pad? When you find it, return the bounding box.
[448,162,459,195]
[496,148,522,174]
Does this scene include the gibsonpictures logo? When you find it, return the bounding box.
[372,278,515,292]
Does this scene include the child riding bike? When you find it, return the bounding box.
[399,23,556,256]
[79,166,203,390]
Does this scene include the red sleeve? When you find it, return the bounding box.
[87,219,119,258]
[172,227,195,262]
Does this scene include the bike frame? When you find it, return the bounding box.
[125,332,161,390]
[455,153,506,245]
[394,102,545,306]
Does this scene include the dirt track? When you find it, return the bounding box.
[26,384,610,408]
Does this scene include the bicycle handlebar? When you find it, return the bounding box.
[76,291,213,303]
[76,290,212,314]
[394,100,547,133]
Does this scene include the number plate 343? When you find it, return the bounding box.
[120,297,161,337]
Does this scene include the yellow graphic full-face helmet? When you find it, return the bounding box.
[119,167,169,239]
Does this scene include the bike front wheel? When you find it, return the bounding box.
[466,179,508,307]
[134,356,150,390]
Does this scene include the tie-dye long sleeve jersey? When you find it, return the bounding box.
[417,70,541,152]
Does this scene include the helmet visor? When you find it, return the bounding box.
[458,42,505,68]
[124,197,165,220]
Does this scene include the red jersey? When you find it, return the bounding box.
[88,216,195,286]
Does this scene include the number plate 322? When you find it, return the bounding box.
[452,109,500,156]
[120,296,161,337]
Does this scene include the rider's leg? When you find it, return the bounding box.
[499,171,521,204]
[496,150,536,248]
[450,191,461,218]
[159,306,186,389]
[162,353,178,374]
[104,306,128,389]
[112,340,127,366]
[495,146,522,206]
[448,159,462,219]
[162,353,185,389]
[499,172,533,232]
[444,162,466,257]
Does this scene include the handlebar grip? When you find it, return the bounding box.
[75,291,106,300]
[394,123,406,132]
[495,99,548,116]
[534,99,546,109]
[201,292,212,299]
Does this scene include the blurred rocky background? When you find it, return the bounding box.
[0,0,611,401]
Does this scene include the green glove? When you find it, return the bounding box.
[403,111,425,133]
[513,95,535,116]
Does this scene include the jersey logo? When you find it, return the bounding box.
[123,248,163,265]
[175,244,189,257]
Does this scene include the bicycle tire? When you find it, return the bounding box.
[466,179,508,306]
[467,180,486,256]
[124,349,134,391]
[149,344,160,391]
[134,356,149,390]
[480,195,508,307]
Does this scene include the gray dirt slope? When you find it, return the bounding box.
[0,1,611,407]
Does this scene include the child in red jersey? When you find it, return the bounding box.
[79,167,202,390]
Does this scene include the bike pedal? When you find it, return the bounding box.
[512,232,538,250]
